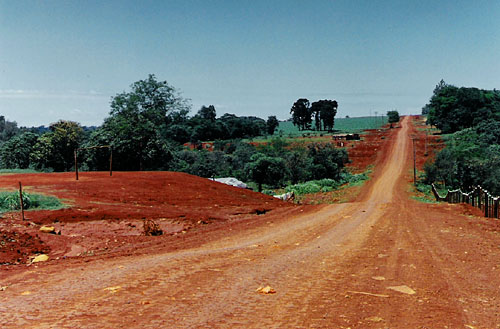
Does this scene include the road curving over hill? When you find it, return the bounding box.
[1,117,500,328]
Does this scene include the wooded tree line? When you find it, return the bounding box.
[0,74,349,191]
[423,80,500,195]
[171,139,348,192]
[0,75,279,171]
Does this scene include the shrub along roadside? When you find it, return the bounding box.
[0,191,64,213]
[423,119,500,195]
[263,171,370,197]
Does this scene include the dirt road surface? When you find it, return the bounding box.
[1,117,500,328]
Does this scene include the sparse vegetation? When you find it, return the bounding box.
[284,172,369,196]
[0,191,63,213]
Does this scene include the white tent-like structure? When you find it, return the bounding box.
[213,177,248,189]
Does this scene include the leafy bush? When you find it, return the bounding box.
[342,172,369,186]
[285,179,340,195]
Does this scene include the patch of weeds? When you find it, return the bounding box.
[282,169,371,198]
[0,191,64,213]
[410,173,442,203]
[345,171,371,187]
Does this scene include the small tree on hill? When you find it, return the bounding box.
[387,110,400,124]
[266,115,279,135]
[247,153,288,192]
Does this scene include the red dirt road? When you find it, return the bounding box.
[2,117,500,328]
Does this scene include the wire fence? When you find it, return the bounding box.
[432,184,500,219]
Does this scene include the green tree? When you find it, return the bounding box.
[165,108,192,144]
[225,140,257,181]
[197,105,217,122]
[290,98,312,131]
[0,116,19,142]
[307,143,348,181]
[425,81,500,133]
[30,120,84,171]
[387,110,400,124]
[311,100,338,131]
[285,148,313,184]
[100,74,190,170]
[247,153,288,192]
[0,132,39,168]
[266,115,279,135]
[421,104,431,115]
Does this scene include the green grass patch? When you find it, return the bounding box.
[0,191,64,213]
[285,179,340,195]
[0,169,39,175]
[274,116,388,138]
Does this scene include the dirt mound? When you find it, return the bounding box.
[0,230,50,265]
[0,171,294,263]
[0,171,290,225]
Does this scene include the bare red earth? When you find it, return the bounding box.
[1,117,499,328]
[0,171,294,265]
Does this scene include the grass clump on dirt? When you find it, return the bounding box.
[0,191,63,213]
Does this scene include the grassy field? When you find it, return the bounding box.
[273,116,388,138]
[247,116,388,142]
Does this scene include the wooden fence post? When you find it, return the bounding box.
[109,147,113,177]
[495,198,499,219]
[435,185,500,219]
[477,187,482,209]
[484,192,488,217]
[75,149,79,181]
[19,182,25,221]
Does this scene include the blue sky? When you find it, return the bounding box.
[1,0,499,126]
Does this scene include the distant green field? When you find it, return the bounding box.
[273,116,388,137]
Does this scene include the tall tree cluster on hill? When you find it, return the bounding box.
[423,80,500,195]
[290,98,338,131]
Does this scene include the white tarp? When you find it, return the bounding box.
[213,177,248,189]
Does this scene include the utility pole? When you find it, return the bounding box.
[74,149,79,181]
[411,135,417,185]
[424,129,428,156]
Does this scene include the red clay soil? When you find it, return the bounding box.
[0,171,295,265]
[1,116,500,328]
[0,231,50,265]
